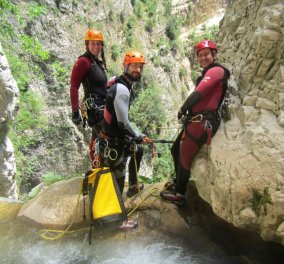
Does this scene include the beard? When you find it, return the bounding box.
[125,71,141,82]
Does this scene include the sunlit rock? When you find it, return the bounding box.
[191,0,284,246]
[0,43,19,199]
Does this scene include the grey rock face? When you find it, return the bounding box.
[0,43,19,198]
[191,0,284,246]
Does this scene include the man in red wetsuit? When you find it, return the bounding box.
[70,29,107,164]
[160,40,230,206]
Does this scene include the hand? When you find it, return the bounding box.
[177,110,183,120]
[142,136,152,144]
[106,76,117,88]
[134,135,144,144]
[72,111,82,125]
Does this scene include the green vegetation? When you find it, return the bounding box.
[111,44,121,61]
[9,91,48,195]
[124,15,139,47]
[5,53,31,90]
[52,61,68,82]
[42,172,64,186]
[191,69,200,84]
[163,62,173,73]
[28,2,47,19]
[0,1,52,196]
[28,184,42,199]
[166,18,180,41]
[187,25,219,47]
[20,34,50,60]
[130,81,174,183]
[179,66,187,79]
[9,91,48,151]
[152,145,174,182]
[0,0,18,15]
[132,0,157,19]
[130,83,166,137]
[108,60,121,77]
[250,187,272,217]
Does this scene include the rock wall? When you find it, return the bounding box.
[191,0,284,245]
[0,43,19,198]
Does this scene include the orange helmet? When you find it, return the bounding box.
[123,51,145,66]
[84,29,103,41]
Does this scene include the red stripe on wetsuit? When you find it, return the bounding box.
[70,56,91,112]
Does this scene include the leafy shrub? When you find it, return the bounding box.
[179,66,187,79]
[52,61,68,82]
[42,172,64,186]
[111,44,121,61]
[130,83,166,137]
[166,18,180,41]
[191,69,200,84]
[28,2,47,19]
[151,55,161,67]
[0,0,18,15]
[250,187,272,216]
[28,184,42,199]
[163,62,173,73]
[20,34,50,60]
[152,145,174,182]
[5,52,31,90]
[9,90,48,151]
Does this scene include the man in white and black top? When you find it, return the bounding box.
[101,51,147,197]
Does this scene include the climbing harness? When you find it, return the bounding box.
[80,95,105,128]
[91,137,119,168]
[180,112,216,148]
[103,140,118,161]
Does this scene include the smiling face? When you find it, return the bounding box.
[197,48,215,69]
[126,62,144,81]
[87,40,103,57]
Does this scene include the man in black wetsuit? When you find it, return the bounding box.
[101,51,147,197]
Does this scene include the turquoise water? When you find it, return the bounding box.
[0,200,283,264]
[0,217,244,264]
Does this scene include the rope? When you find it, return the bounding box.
[39,137,176,240]
[126,141,162,218]
[39,180,87,240]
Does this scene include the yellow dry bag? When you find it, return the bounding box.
[82,167,127,229]
[82,167,127,244]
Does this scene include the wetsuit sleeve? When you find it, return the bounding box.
[180,66,224,113]
[180,91,201,114]
[114,85,139,138]
[70,57,90,111]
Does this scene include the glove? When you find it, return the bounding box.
[134,135,144,144]
[142,136,152,143]
[72,111,82,125]
[177,110,183,120]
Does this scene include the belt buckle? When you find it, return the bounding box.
[191,114,203,122]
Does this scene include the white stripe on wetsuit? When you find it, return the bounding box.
[113,83,139,138]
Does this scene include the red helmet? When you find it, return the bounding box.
[195,40,217,54]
